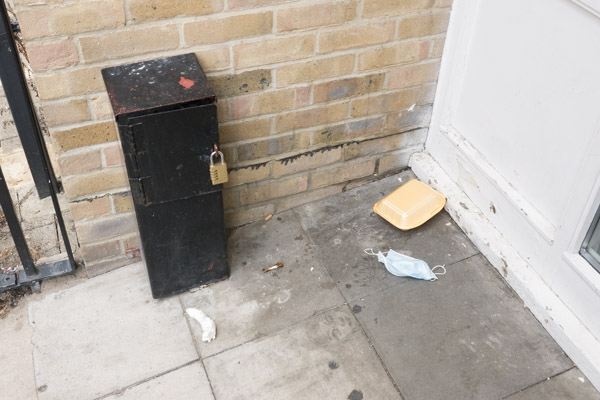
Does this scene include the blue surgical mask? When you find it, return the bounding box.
[365,249,445,281]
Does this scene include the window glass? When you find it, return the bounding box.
[581,206,600,273]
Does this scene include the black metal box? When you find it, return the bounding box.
[102,53,228,298]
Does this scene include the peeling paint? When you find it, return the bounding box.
[178,76,195,89]
[501,258,508,277]
[457,160,480,189]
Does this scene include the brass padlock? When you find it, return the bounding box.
[210,150,228,185]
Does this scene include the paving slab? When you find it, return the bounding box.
[504,367,600,400]
[180,210,344,358]
[351,254,573,400]
[102,362,214,400]
[295,173,479,301]
[28,262,198,400]
[204,306,399,400]
[0,303,37,400]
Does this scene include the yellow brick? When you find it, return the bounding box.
[313,74,384,103]
[90,94,114,120]
[276,55,354,86]
[184,12,272,46]
[358,41,427,71]
[80,25,179,63]
[363,0,435,18]
[310,159,375,189]
[35,67,104,100]
[224,163,271,188]
[112,192,134,213]
[277,1,356,32]
[122,235,141,252]
[58,150,102,176]
[386,107,433,133]
[196,48,231,72]
[43,99,90,127]
[398,11,450,40]
[129,0,223,22]
[430,36,446,58]
[81,240,122,263]
[218,100,231,122]
[103,145,125,167]
[273,147,342,178]
[312,116,384,146]
[69,197,112,221]
[208,70,271,98]
[53,122,118,153]
[17,0,125,40]
[295,86,311,107]
[77,214,137,244]
[436,0,454,7]
[350,88,420,117]
[387,60,441,89]
[240,175,308,205]
[224,203,275,228]
[219,118,271,144]
[231,90,295,119]
[27,39,79,72]
[233,35,315,69]
[419,83,437,105]
[319,21,395,54]
[220,145,236,165]
[275,103,347,133]
[378,149,413,173]
[63,168,128,200]
[237,132,311,161]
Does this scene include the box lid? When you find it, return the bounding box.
[101,53,215,119]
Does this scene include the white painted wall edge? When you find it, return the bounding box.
[410,151,600,392]
[570,0,600,18]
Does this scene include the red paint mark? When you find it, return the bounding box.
[208,263,214,271]
[179,76,195,89]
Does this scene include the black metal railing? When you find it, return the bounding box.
[0,0,75,291]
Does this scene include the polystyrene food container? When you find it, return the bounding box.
[374,179,446,230]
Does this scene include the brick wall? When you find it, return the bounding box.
[10,0,452,275]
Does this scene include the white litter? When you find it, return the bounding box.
[579,377,586,383]
[186,308,216,342]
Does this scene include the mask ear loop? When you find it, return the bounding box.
[364,248,378,256]
[364,248,389,256]
[431,265,446,276]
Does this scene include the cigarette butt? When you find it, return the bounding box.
[263,261,284,272]
[264,214,273,221]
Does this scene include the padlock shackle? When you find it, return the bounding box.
[210,151,225,165]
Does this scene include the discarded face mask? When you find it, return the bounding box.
[364,248,446,281]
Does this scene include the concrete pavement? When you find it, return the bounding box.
[1,171,599,399]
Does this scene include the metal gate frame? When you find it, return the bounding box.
[0,0,75,291]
